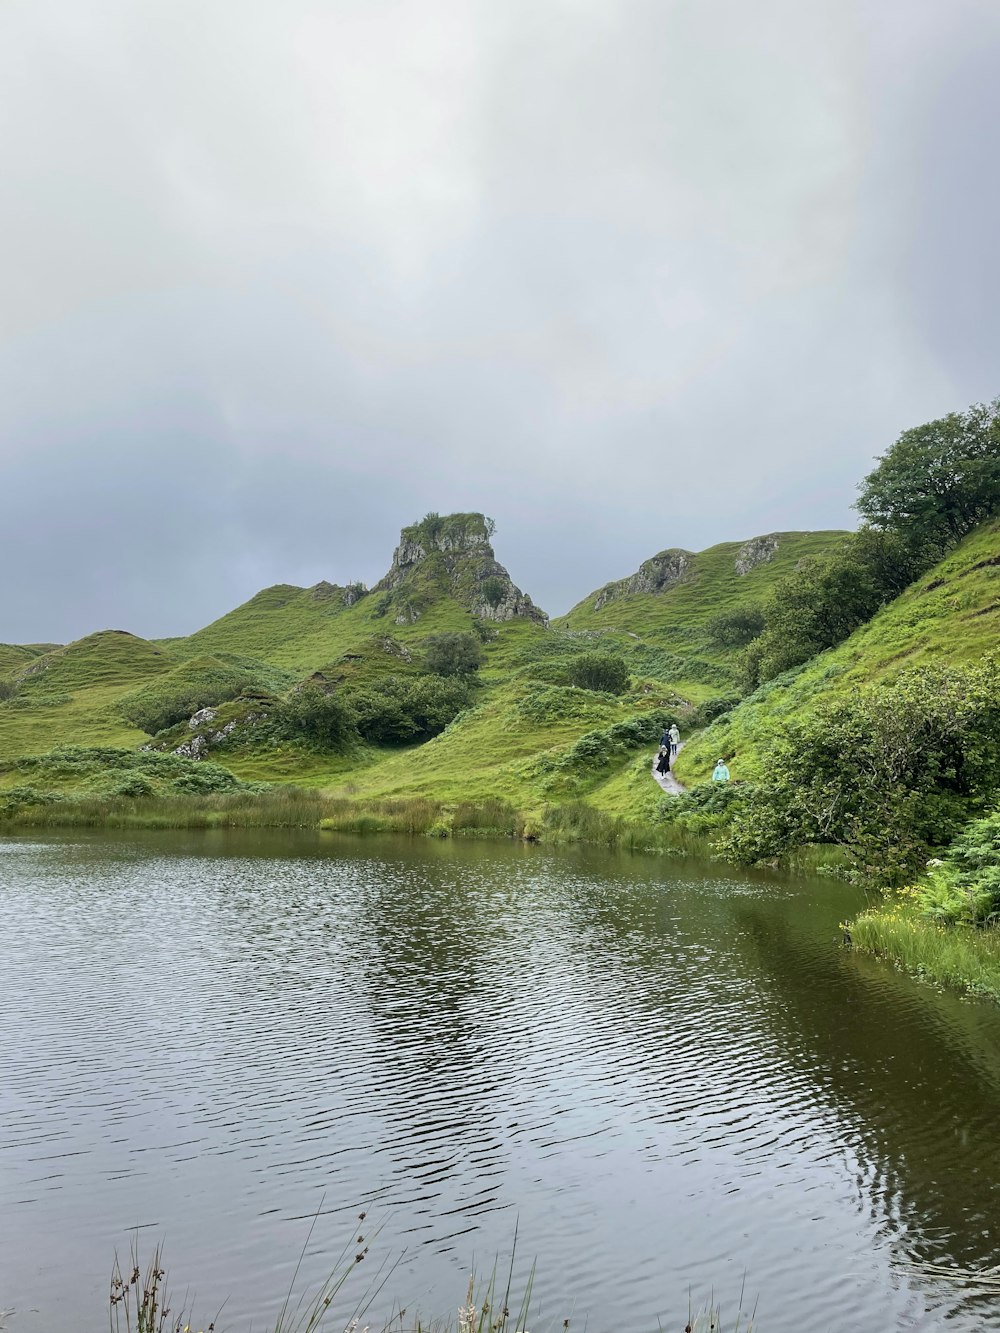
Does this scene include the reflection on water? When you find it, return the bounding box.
[2,830,1000,1332]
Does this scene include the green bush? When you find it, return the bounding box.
[423,632,484,677]
[345,675,472,744]
[739,528,927,691]
[171,763,244,794]
[915,808,1000,925]
[705,607,765,649]
[278,686,356,750]
[720,656,1000,885]
[558,712,673,773]
[569,653,629,695]
[119,659,275,734]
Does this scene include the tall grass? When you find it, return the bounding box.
[849,906,1000,1002]
[103,1232,757,1333]
[0,779,721,866]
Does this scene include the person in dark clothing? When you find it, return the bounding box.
[660,728,671,750]
[655,747,671,775]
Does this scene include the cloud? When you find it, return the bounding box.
[0,0,998,641]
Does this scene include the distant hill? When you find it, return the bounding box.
[555,530,848,693]
[676,517,1000,785]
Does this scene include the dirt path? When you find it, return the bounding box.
[651,742,686,796]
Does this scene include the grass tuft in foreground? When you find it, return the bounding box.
[102,1230,757,1333]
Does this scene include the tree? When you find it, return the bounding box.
[737,529,927,692]
[856,399,1000,555]
[279,686,356,749]
[705,607,766,650]
[423,632,484,676]
[569,653,629,695]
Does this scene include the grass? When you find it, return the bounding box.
[555,530,848,689]
[676,519,1000,785]
[103,1229,757,1333]
[849,899,1000,1002]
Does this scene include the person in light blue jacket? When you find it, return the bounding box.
[712,758,731,783]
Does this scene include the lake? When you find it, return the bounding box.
[3,830,1000,1331]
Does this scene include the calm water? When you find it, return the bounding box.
[3,831,1000,1332]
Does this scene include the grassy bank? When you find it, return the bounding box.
[850,902,1000,1002]
[0,784,710,857]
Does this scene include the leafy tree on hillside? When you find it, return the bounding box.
[705,607,766,650]
[856,398,1000,554]
[569,653,629,695]
[739,529,924,692]
[423,632,483,677]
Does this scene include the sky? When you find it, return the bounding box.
[1,0,999,643]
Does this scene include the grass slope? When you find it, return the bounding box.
[555,530,847,693]
[0,631,175,757]
[677,518,1000,784]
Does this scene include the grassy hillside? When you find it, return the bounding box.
[0,515,856,832]
[0,631,174,757]
[555,530,847,693]
[677,518,1000,785]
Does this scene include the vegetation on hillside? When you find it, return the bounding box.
[2,396,1000,1002]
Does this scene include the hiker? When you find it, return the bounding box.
[668,723,680,757]
[712,758,731,783]
[660,727,671,749]
[655,747,671,775]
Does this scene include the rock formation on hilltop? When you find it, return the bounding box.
[592,549,694,611]
[373,512,546,625]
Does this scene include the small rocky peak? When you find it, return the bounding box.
[594,548,694,610]
[374,512,546,623]
[385,512,497,576]
[735,534,780,575]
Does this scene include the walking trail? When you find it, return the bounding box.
[652,742,686,796]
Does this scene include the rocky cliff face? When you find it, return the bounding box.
[735,534,780,575]
[593,549,693,611]
[374,513,546,624]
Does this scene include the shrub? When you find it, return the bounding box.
[279,686,356,750]
[720,656,1000,885]
[171,763,244,794]
[0,678,18,702]
[119,659,273,734]
[345,675,472,744]
[569,653,629,695]
[914,808,1000,925]
[705,607,765,650]
[423,632,484,677]
[738,528,928,691]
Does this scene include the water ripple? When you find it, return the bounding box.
[2,832,1000,1333]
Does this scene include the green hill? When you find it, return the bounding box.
[0,631,174,756]
[676,518,1000,785]
[555,530,848,694]
[165,512,546,671]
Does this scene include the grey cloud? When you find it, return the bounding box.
[1,0,998,643]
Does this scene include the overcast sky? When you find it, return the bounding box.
[1,0,998,643]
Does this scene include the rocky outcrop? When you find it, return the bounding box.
[593,549,693,611]
[735,534,780,575]
[374,513,547,624]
